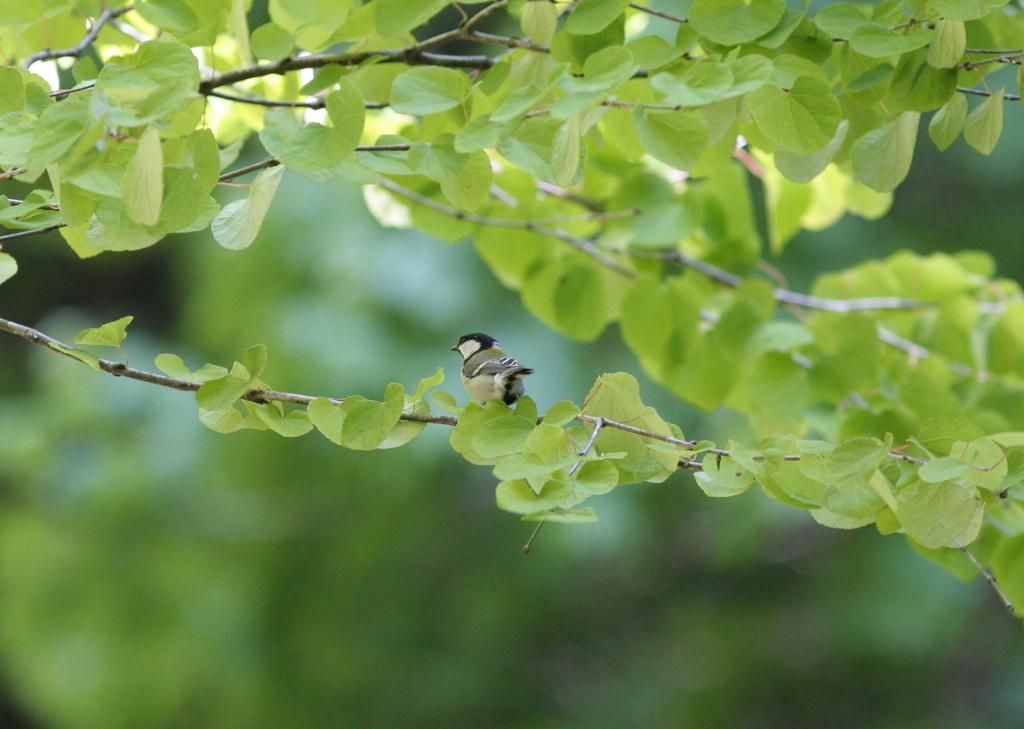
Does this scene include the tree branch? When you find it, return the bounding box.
[628,3,687,23]
[23,5,134,67]
[376,177,637,278]
[955,539,1015,613]
[957,86,1022,101]
[0,167,28,182]
[206,90,388,109]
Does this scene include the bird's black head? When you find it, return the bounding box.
[451,333,500,358]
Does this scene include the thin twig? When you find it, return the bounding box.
[962,54,1022,70]
[629,3,687,23]
[955,539,1015,613]
[377,177,637,278]
[0,167,27,182]
[0,225,64,242]
[965,48,1023,54]
[23,5,134,67]
[206,90,389,109]
[957,86,1022,101]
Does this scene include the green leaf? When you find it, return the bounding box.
[689,0,786,46]
[253,403,314,437]
[927,18,966,68]
[963,89,1003,155]
[917,416,985,455]
[745,76,841,155]
[694,454,756,497]
[898,479,980,549]
[122,126,163,226]
[775,119,849,183]
[308,396,344,444]
[50,344,102,371]
[951,438,1008,491]
[212,165,285,250]
[0,66,25,116]
[491,84,546,122]
[410,367,445,401]
[544,401,580,427]
[929,94,967,151]
[251,22,294,61]
[494,453,575,481]
[496,478,573,515]
[431,390,462,415]
[195,374,252,412]
[933,0,1009,21]
[632,106,709,171]
[74,316,133,348]
[814,2,872,40]
[454,114,510,153]
[154,353,229,383]
[851,111,920,192]
[375,0,448,37]
[390,67,469,115]
[625,35,686,69]
[562,45,639,93]
[890,48,957,112]
[342,383,406,450]
[850,24,935,58]
[95,40,201,126]
[572,459,618,495]
[472,415,537,458]
[521,0,559,44]
[826,436,890,489]
[198,406,244,434]
[521,507,599,523]
[409,133,493,211]
[650,62,733,107]
[918,456,970,482]
[0,252,16,286]
[565,0,629,35]
[551,116,582,187]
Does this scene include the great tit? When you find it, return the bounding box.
[451,333,534,405]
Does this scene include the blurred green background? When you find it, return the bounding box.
[4,7,1024,729]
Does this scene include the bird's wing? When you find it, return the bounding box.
[469,356,526,379]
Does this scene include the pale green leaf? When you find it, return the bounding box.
[390,67,469,115]
[251,22,294,61]
[521,507,599,523]
[850,23,935,57]
[929,94,967,151]
[472,415,537,458]
[933,0,1009,21]
[814,2,872,40]
[375,0,448,36]
[522,0,559,43]
[775,118,849,183]
[211,165,285,250]
[898,479,979,549]
[543,400,580,427]
[927,18,966,68]
[745,76,841,155]
[918,456,970,482]
[0,252,16,285]
[632,106,709,170]
[154,353,229,383]
[74,316,133,348]
[690,0,786,46]
[565,0,629,35]
[851,111,920,192]
[496,478,573,515]
[122,126,163,226]
[963,89,1003,155]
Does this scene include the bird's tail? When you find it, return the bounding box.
[506,367,534,380]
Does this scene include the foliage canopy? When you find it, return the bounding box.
[2,0,1024,613]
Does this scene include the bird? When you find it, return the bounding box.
[451,333,534,406]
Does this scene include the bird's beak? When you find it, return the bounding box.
[450,344,459,352]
